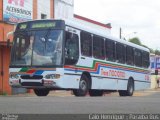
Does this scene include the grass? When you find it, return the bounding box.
[0,91,8,96]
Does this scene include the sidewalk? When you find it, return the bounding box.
[133,88,160,97]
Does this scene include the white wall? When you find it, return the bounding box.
[54,0,74,19]
[74,17,111,35]
[54,0,111,34]
[37,0,51,19]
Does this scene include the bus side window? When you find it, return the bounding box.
[65,31,79,65]
[105,39,115,61]
[134,49,142,67]
[93,35,105,60]
[142,51,150,68]
[126,46,134,65]
[116,43,125,63]
[80,31,92,57]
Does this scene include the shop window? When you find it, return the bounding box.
[41,14,47,19]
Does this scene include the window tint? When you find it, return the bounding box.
[116,43,125,63]
[142,51,150,68]
[126,46,134,65]
[15,36,30,58]
[134,49,142,67]
[65,31,79,65]
[105,39,115,61]
[80,31,92,57]
[93,35,105,59]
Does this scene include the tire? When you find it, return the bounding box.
[89,90,103,96]
[34,89,50,96]
[73,75,89,96]
[119,79,134,96]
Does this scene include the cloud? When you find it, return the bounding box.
[74,0,160,49]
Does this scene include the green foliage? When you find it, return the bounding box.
[129,37,157,54]
[155,49,160,55]
[129,37,142,45]
[0,91,8,96]
[149,48,155,54]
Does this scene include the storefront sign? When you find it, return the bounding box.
[150,56,155,69]
[150,56,160,74]
[156,57,160,69]
[3,0,33,24]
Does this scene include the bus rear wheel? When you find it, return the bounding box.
[34,89,50,96]
[73,75,89,97]
[89,90,103,96]
[119,79,134,96]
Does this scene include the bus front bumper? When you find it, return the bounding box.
[9,78,61,89]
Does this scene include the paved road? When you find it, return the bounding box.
[0,90,160,114]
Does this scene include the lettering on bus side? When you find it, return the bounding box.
[101,69,125,78]
[145,75,150,81]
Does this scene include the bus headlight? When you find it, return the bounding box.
[44,74,60,79]
[10,74,19,79]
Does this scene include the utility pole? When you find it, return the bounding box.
[120,27,122,39]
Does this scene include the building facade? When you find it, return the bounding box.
[0,0,111,94]
[0,0,53,94]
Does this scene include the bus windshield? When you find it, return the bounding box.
[10,29,63,66]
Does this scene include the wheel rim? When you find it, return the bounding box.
[129,83,133,94]
[80,80,87,91]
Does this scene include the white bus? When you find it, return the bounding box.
[9,19,150,96]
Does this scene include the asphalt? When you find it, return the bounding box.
[7,88,160,97]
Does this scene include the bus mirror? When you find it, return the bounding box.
[155,69,158,75]
[7,39,10,48]
[6,31,13,47]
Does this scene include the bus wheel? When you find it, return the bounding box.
[34,89,50,96]
[73,75,89,96]
[119,79,134,96]
[89,90,103,96]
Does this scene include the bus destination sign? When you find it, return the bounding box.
[31,22,56,29]
[16,20,65,31]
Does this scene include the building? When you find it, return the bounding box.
[150,53,160,88]
[0,0,111,94]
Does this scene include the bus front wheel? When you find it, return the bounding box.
[34,89,50,96]
[73,75,89,96]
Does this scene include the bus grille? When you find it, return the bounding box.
[21,82,43,86]
[21,75,43,79]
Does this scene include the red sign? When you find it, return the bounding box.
[8,0,24,7]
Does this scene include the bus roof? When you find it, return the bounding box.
[16,19,149,52]
[64,19,149,52]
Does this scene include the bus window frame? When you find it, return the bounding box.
[64,31,79,65]
[80,31,93,57]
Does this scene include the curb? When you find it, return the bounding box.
[1,88,159,97]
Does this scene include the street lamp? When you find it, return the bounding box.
[119,27,137,40]
[126,32,137,40]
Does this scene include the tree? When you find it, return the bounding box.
[155,49,160,55]
[129,37,142,45]
[129,37,155,53]
[149,48,155,54]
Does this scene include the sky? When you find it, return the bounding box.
[74,0,160,50]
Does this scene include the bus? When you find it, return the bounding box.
[9,19,150,96]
